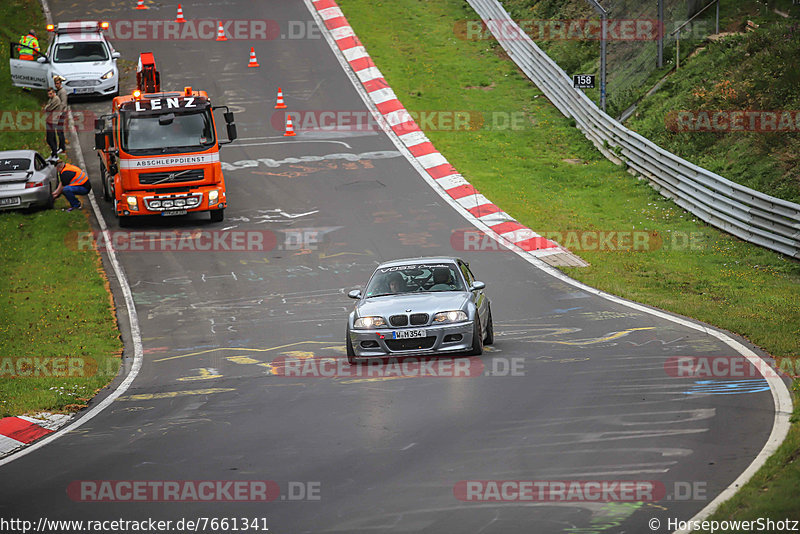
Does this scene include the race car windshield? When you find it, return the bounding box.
[365,264,464,297]
[121,110,216,154]
[53,42,108,62]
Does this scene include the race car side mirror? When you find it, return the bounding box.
[347,289,362,299]
[470,281,486,291]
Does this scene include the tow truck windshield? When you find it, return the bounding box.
[121,110,216,154]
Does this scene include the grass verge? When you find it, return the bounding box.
[0,0,122,418]
[337,0,799,523]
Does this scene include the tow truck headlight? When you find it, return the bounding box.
[354,316,387,329]
[208,190,219,206]
[101,70,115,80]
[433,311,468,324]
[126,196,138,211]
[175,199,186,207]
[150,200,161,208]
[162,200,174,208]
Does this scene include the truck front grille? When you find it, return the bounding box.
[139,169,204,185]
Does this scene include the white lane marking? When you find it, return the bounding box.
[398,130,430,148]
[355,67,384,83]
[234,140,352,148]
[454,194,491,210]
[369,88,399,105]
[436,174,469,189]
[0,435,25,455]
[1,0,145,467]
[318,6,344,20]
[478,211,513,225]
[343,46,369,62]
[401,443,417,451]
[303,4,793,531]
[416,152,448,169]
[330,26,355,40]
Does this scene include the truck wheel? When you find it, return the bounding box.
[210,209,224,223]
[100,162,111,201]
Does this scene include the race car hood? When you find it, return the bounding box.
[355,292,471,319]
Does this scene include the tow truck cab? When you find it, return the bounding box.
[95,83,237,224]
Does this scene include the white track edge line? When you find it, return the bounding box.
[0,0,144,468]
[303,2,792,531]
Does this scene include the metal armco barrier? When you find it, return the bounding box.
[468,0,800,258]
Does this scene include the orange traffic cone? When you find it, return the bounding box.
[283,115,296,137]
[274,87,287,109]
[247,47,259,67]
[135,0,147,9]
[175,4,186,23]
[215,21,227,41]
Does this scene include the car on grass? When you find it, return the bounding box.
[346,257,493,364]
[9,21,120,96]
[0,150,60,211]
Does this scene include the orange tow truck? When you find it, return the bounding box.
[94,52,236,225]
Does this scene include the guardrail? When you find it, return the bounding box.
[467,0,800,258]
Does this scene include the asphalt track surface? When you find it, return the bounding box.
[0,1,780,532]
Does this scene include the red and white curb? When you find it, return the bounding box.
[0,413,71,457]
[311,0,586,267]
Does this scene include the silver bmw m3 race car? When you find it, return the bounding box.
[346,257,493,364]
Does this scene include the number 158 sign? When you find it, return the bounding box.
[573,75,595,89]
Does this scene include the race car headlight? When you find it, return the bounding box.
[354,316,387,329]
[208,189,219,206]
[433,310,468,324]
[101,70,115,80]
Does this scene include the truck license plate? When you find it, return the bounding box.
[161,209,187,216]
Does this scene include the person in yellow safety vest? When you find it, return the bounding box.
[52,160,91,211]
[18,29,39,61]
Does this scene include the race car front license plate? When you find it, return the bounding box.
[393,330,425,339]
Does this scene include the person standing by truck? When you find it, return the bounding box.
[43,88,61,158]
[52,160,91,211]
[17,29,39,60]
[53,76,69,153]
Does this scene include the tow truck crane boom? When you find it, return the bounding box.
[136,52,160,93]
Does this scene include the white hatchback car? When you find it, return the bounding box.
[9,21,120,96]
